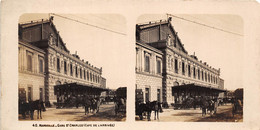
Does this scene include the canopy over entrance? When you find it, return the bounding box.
[54,82,108,93]
[54,82,108,108]
[172,83,227,93]
[171,83,227,105]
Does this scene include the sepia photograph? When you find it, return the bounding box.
[1,1,260,130]
[18,13,127,121]
[135,14,243,122]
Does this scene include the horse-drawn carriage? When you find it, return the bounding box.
[135,89,162,121]
[114,87,127,115]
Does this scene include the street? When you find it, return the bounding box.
[19,103,126,121]
[136,104,243,122]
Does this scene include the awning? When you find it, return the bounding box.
[171,83,227,93]
[54,82,108,93]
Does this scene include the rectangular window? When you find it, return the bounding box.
[28,87,32,102]
[64,61,67,74]
[57,58,60,72]
[157,60,161,74]
[70,63,73,76]
[75,66,78,77]
[39,88,43,101]
[145,88,150,103]
[182,62,185,75]
[27,51,33,71]
[80,68,82,79]
[198,69,200,80]
[208,74,210,82]
[157,89,161,102]
[84,69,86,79]
[87,71,89,80]
[188,65,191,77]
[39,58,44,73]
[202,71,204,80]
[205,73,207,82]
[145,55,150,72]
[193,67,196,78]
[175,59,178,73]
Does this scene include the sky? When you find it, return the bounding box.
[19,14,131,90]
[137,14,244,91]
[19,14,244,91]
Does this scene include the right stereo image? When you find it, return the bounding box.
[135,14,243,122]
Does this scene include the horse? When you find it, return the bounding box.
[201,98,209,116]
[90,98,100,113]
[193,97,202,110]
[206,100,215,116]
[84,98,91,115]
[29,100,46,120]
[136,102,152,121]
[19,100,30,119]
[150,101,162,120]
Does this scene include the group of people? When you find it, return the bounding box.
[56,94,101,109]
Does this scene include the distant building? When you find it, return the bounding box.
[136,17,225,105]
[18,17,106,104]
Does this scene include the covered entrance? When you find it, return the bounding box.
[172,83,227,105]
[54,82,108,108]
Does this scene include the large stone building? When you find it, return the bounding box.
[18,17,106,104]
[136,41,163,103]
[136,17,225,104]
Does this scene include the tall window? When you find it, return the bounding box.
[27,51,33,71]
[145,55,150,72]
[28,86,32,102]
[145,88,150,103]
[57,58,60,72]
[64,61,67,74]
[211,75,213,83]
[75,66,78,77]
[39,88,43,101]
[84,69,86,80]
[93,75,96,82]
[70,63,73,76]
[87,71,89,80]
[90,73,92,81]
[175,59,178,73]
[208,74,210,82]
[205,72,207,82]
[80,68,82,79]
[39,58,44,73]
[157,60,161,74]
[202,71,204,80]
[193,67,196,78]
[182,62,185,75]
[198,69,200,80]
[188,65,191,77]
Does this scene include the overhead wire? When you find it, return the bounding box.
[166,13,243,36]
[50,13,126,36]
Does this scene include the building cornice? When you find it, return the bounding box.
[136,41,163,55]
[19,40,45,54]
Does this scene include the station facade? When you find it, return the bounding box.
[18,17,106,104]
[136,17,225,104]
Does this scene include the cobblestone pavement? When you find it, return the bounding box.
[136,104,243,122]
[19,102,126,121]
